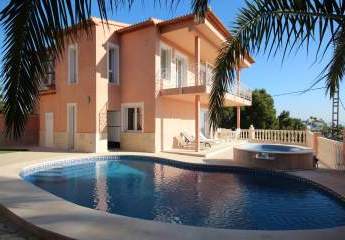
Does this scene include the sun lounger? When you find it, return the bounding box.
[181,131,212,148]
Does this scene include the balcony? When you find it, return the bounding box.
[39,75,56,95]
[159,63,252,106]
[39,56,56,95]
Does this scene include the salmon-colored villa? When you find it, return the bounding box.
[39,10,253,153]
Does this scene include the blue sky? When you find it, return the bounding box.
[0,1,343,123]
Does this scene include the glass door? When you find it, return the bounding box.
[200,110,210,138]
[176,55,187,88]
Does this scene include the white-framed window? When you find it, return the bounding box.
[121,103,144,132]
[68,44,78,84]
[107,43,119,84]
[160,43,172,81]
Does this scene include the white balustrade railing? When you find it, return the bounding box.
[252,129,306,145]
[218,128,307,145]
[217,128,237,141]
[239,129,249,139]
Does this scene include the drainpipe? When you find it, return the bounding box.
[195,95,200,152]
[236,68,241,130]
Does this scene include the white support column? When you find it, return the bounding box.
[195,95,200,152]
[195,36,200,86]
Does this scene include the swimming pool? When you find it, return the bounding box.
[22,156,345,230]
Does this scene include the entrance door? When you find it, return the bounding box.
[45,112,54,147]
[67,104,76,150]
[107,111,121,149]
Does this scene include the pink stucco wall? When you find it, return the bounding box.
[118,26,157,133]
[40,28,97,133]
[155,97,208,151]
[94,23,122,151]
[0,114,39,146]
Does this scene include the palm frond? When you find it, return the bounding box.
[192,0,209,20]
[0,0,184,139]
[0,0,95,138]
[324,26,345,97]
[209,38,244,131]
[200,0,345,130]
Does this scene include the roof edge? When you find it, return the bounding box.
[90,17,129,28]
[116,18,160,34]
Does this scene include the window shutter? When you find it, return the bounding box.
[167,49,171,80]
[114,47,119,84]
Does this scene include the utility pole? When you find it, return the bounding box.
[331,87,340,138]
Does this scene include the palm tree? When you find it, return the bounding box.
[0,0,208,139]
[192,0,345,131]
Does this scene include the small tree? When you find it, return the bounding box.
[220,89,277,129]
[249,89,277,129]
[277,111,306,130]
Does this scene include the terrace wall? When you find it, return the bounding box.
[0,114,39,147]
[316,137,344,170]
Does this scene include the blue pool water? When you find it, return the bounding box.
[23,156,345,230]
[239,144,310,153]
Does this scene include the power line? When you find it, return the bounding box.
[272,87,327,97]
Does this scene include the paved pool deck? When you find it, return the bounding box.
[0,150,345,240]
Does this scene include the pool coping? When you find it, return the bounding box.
[1,151,345,240]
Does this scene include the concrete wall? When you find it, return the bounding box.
[316,137,344,170]
[121,132,155,152]
[0,114,39,147]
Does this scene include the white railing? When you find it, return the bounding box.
[227,82,252,101]
[239,129,250,139]
[217,128,237,140]
[218,128,307,145]
[160,63,252,102]
[317,137,345,170]
[253,129,307,145]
